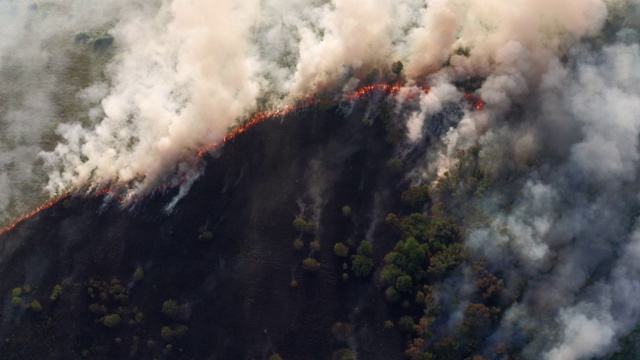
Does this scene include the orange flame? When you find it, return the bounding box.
[0,83,484,237]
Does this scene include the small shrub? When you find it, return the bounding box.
[269,354,283,360]
[385,287,401,303]
[401,185,431,208]
[133,267,144,282]
[333,243,349,257]
[161,325,188,342]
[292,238,304,251]
[103,314,121,328]
[12,288,22,297]
[397,315,415,332]
[162,300,179,319]
[289,279,298,288]
[386,158,404,174]
[293,217,315,233]
[302,258,321,272]
[30,300,42,312]
[310,240,321,252]
[395,274,413,293]
[358,241,373,256]
[199,231,213,240]
[50,284,63,302]
[341,205,352,217]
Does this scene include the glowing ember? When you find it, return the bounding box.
[0,82,484,237]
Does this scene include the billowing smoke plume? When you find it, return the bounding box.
[2,0,640,357]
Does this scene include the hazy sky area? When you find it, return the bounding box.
[1,1,640,358]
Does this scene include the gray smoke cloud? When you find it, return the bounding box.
[434,28,640,360]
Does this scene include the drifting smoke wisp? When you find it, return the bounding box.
[1,0,640,358]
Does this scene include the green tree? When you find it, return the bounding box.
[351,255,373,277]
[49,284,62,302]
[293,217,315,233]
[428,243,464,276]
[103,314,121,328]
[302,258,321,272]
[385,286,401,303]
[395,274,413,292]
[199,230,213,240]
[342,350,356,360]
[30,300,42,312]
[397,315,414,332]
[310,240,321,252]
[162,300,179,319]
[358,240,373,256]
[341,205,352,217]
[396,237,430,281]
[380,264,403,286]
[401,185,430,208]
[333,243,349,257]
[293,238,304,250]
[386,158,404,174]
[134,267,144,282]
[161,325,188,341]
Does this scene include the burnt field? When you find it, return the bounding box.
[0,100,414,360]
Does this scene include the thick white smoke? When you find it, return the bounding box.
[38,0,610,201]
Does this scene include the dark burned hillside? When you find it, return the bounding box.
[0,100,416,360]
[5,95,634,360]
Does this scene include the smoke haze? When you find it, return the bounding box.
[1,0,640,358]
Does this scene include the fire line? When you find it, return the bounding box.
[0,83,483,237]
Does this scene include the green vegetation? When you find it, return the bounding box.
[351,255,373,277]
[161,325,188,342]
[12,288,22,297]
[29,300,42,312]
[375,143,508,359]
[384,286,401,303]
[309,240,321,252]
[292,238,304,250]
[50,284,63,302]
[333,243,349,257]
[199,230,213,240]
[293,217,315,233]
[162,300,179,319]
[386,158,404,174]
[103,314,121,328]
[397,315,414,332]
[357,240,373,256]
[302,258,321,272]
[341,205,352,217]
[269,354,283,360]
[133,267,144,282]
[401,184,431,208]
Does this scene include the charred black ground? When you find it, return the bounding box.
[0,99,414,360]
[1,95,638,360]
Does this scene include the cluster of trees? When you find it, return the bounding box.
[377,145,512,359]
[331,239,374,280]
[10,285,43,313]
[87,278,145,329]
